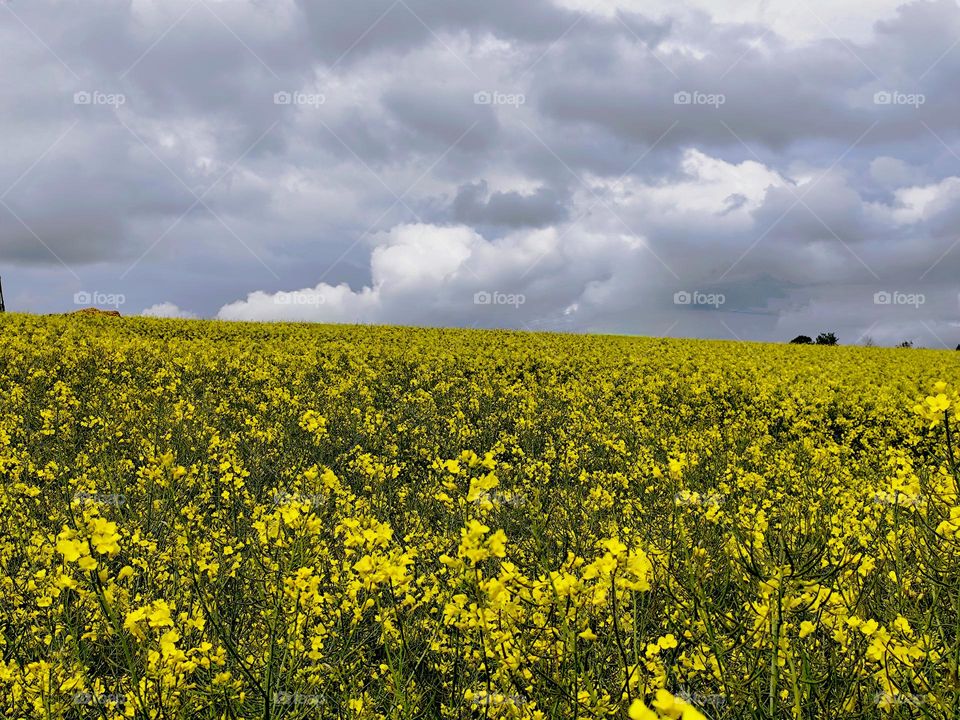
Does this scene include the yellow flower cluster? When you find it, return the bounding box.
[0,313,959,718]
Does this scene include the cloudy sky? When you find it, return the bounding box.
[2,0,960,346]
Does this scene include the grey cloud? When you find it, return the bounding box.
[452,181,569,228]
[381,87,498,154]
[870,156,927,187]
[294,0,663,65]
[750,174,871,245]
[2,0,960,347]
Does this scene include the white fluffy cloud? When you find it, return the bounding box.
[218,219,656,329]
[553,0,905,43]
[872,176,960,225]
[141,302,198,319]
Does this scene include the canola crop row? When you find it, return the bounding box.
[0,314,959,719]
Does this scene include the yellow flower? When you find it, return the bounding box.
[926,394,950,414]
[893,616,913,636]
[466,472,499,503]
[117,566,135,581]
[299,410,328,441]
[87,517,121,556]
[56,527,98,569]
[657,634,678,650]
[652,689,707,720]
[628,699,659,720]
[440,459,460,474]
[148,600,174,629]
[159,629,180,655]
[486,529,507,558]
[56,537,84,563]
[124,607,148,639]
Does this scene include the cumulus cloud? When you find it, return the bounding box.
[452,182,569,229]
[218,220,666,331]
[141,302,198,319]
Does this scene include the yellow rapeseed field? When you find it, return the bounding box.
[1,313,959,719]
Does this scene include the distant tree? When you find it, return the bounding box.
[790,335,813,345]
[956,344,960,351]
[862,336,875,347]
[896,340,914,349]
[815,332,838,346]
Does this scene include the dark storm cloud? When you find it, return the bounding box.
[452,181,569,228]
[381,87,498,153]
[293,0,668,65]
[1,0,960,345]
